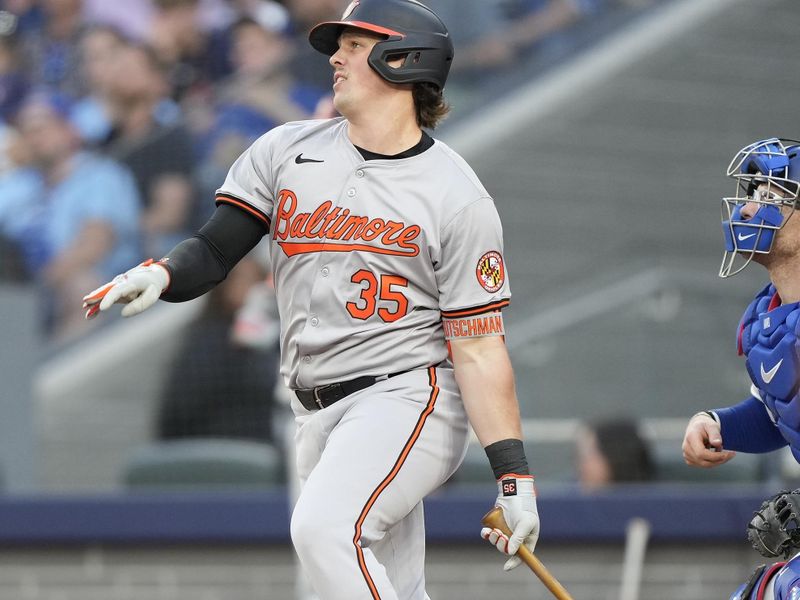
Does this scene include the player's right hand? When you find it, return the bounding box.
[682,412,736,468]
[82,259,170,320]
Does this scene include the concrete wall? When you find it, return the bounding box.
[0,285,38,491]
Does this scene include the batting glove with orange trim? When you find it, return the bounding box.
[481,474,539,571]
[82,259,170,320]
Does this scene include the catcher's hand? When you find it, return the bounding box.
[747,490,800,558]
[82,259,170,319]
[481,474,539,571]
[682,411,736,468]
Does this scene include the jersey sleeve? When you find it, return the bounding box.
[713,392,787,453]
[437,196,511,317]
[215,128,279,231]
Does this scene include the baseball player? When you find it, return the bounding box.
[82,1,539,598]
[680,138,800,599]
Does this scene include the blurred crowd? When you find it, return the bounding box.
[0,0,651,344]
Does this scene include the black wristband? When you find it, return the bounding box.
[484,438,529,480]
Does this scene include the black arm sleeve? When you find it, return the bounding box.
[160,203,267,302]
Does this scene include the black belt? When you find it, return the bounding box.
[295,370,409,411]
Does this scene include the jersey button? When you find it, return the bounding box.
[356,169,365,178]
[303,355,311,363]
[347,188,356,197]
[310,316,319,327]
[321,266,330,277]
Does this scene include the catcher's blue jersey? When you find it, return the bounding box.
[739,284,800,461]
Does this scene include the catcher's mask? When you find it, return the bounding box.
[308,0,453,91]
[720,137,800,278]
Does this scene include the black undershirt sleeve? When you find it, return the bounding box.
[160,203,267,302]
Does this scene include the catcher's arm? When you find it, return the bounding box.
[682,412,735,468]
[684,396,788,467]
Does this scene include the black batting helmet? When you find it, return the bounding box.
[308,0,453,90]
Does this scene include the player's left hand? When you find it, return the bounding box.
[481,474,539,571]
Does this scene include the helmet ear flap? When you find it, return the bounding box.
[368,36,453,89]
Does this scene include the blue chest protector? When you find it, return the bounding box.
[729,555,800,599]
[739,284,800,461]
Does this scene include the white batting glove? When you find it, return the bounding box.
[82,259,170,319]
[481,474,539,571]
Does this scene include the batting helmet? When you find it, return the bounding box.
[308,0,454,90]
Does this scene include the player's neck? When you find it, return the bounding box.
[346,111,421,157]
[769,259,800,304]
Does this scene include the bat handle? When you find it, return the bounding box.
[482,507,575,600]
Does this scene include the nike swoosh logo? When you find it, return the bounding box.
[737,233,757,241]
[761,359,784,384]
[295,154,324,164]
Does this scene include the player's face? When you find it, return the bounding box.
[329,29,405,117]
[739,183,786,220]
[739,183,799,265]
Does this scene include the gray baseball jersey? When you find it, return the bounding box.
[216,117,511,390]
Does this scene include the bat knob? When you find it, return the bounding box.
[481,506,511,535]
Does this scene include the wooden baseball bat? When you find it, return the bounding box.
[482,507,574,600]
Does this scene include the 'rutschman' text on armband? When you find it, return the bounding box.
[442,312,504,340]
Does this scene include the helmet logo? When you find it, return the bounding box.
[342,0,360,19]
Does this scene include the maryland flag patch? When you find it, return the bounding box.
[476,251,505,293]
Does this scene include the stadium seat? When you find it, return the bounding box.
[122,438,283,489]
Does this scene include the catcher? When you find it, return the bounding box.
[681,138,800,599]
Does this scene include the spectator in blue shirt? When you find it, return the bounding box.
[1,91,141,339]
